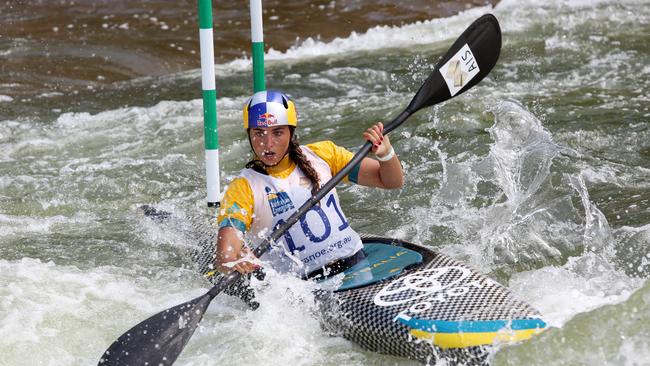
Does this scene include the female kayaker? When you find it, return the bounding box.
[216,89,403,279]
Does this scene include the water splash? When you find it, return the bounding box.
[476,100,580,268]
[389,100,623,275]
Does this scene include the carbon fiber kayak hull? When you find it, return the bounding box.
[316,236,546,364]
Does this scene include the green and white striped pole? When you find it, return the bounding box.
[250,0,266,92]
[198,0,220,207]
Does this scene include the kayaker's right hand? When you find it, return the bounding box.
[219,246,262,274]
[216,226,263,275]
[228,259,262,275]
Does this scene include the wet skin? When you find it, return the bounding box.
[249,125,291,166]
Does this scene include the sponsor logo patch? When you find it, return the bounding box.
[256,112,277,127]
[439,44,480,96]
[265,186,294,216]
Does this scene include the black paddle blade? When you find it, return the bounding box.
[407,13,502,113]
[98,293,212,366]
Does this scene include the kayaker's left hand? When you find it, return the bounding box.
[363,122,393,159]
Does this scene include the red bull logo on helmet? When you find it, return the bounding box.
[243,90,298,129]
[256,112,277,127]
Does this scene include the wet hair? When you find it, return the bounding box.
[246,126,320,196]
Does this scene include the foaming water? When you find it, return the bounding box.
[0,257,206,365]
[262,6,494,64]
[494,279,650,366]
[177,272,399,366]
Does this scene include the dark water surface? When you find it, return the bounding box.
[1,0,494,119]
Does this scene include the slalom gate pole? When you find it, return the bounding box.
[198,0,220,207]
[250,0,266,92]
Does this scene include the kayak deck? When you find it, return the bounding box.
[324,242,423,291]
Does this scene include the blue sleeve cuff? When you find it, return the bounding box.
[219,218,247,233]
[347,161,361,184]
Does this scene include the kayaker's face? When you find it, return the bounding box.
[249,125,291,166]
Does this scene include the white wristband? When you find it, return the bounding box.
[375,146,395,162]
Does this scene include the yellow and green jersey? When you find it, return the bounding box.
[218,140,360,233]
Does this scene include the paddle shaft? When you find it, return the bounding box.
[208,109,412,297]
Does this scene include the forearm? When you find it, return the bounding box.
[377,153,404,189]
[359,122,404,189]
[216,226,259,274]
[216,227,243,273]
